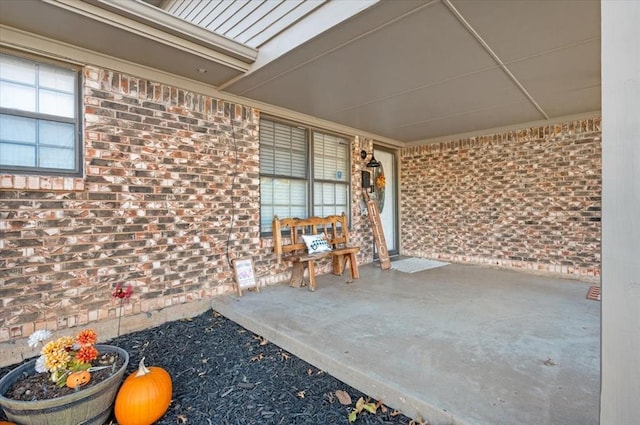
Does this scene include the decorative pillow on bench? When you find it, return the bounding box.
[301,234,332,254]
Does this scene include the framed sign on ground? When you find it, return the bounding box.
[233,257,259,296]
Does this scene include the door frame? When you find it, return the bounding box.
[373,144,399,257]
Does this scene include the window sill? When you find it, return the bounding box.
[0,174,84,191]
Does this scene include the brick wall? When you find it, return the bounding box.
[2,62,600,362]
[400,118,601,279]
[0,66,375,361]
[0,66,262,345]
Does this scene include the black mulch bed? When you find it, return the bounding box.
[1,310,415,424]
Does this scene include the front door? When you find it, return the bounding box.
[372,147,398,256]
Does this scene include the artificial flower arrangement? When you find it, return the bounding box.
[28,328,103,388]
[375,172,386,189]
[21,283,134,390]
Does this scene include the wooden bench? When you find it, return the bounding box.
[273,213,360,291]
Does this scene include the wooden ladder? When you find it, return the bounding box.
[364,190,391,270]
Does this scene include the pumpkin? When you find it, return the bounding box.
[114,357,172,425]
[0,422,17,425]
[66,370,91,389]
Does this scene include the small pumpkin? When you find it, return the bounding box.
[66,370,91,389]
[114,357,172,425]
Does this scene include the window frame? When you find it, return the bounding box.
[0,51,83,177]
[259,115,352,236]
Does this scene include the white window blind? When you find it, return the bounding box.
[0,53,80,174]
[313,132,349,217]
[259,118,351,233]
[260,119,308,232]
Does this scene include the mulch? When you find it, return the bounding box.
[1,310,414,424]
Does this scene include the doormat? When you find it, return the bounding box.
[391,258,449,273]
[586,285,601,301]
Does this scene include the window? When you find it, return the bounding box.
[0,53,81,175]
[313,132,349,217]
[259,117,350,233]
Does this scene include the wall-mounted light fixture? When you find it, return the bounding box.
[360,150,380,168]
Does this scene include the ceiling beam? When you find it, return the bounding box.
[442,0,550,121]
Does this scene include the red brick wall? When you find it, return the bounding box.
[0,66,262,343]
[400,118,601,279]
[1,62,600,355]
[0,66,374,351]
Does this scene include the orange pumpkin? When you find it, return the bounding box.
[66,370,91,389]
[114,357,172,425]
[0,421,17,425]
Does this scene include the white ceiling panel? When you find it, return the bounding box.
[506,39,601,115]
[1,0,602,143]
[524,86,601,118]
[325,68,533,134]
[391,100,544,142]
[448,0,601,62]
[236,1,498,116]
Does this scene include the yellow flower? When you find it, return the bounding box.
[43,346,71,372]
[375,173,386,189]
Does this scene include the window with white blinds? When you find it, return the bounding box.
[313,132,349,217]
[259,118,351,233]
[0,53,81,175]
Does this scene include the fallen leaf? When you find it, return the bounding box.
[177,414,188,423]
[335,390,352,405]
[250,353,264,362]
[348,410,357,423]
[280,351,290,361]
[390,410,402,417]
[297,390,306,398]
[375,400,388,413]
[544,357,556,366]
[362,402,377,414]
[355,397,365,412]
[307,368,313,376]
[253,335,269,346]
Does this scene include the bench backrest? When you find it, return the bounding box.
[272,213,350,264]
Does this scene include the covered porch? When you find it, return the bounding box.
[212,261,599,425]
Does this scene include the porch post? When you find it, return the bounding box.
[600,1,640,423]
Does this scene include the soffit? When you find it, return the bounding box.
[159,0,328,49]
[0,0,601,144]
[222,0,601,143]
[0,0,252,86]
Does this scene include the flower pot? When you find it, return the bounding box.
[0,345,129,425]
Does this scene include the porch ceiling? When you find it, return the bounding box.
[0,0,601,144]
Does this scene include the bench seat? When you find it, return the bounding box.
[273,214,360,291]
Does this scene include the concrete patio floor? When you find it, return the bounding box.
[211,261,600,425]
